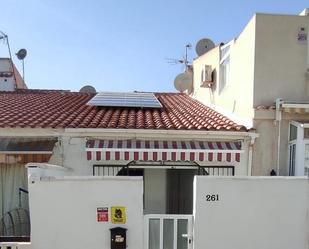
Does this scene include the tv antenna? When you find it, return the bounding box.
[0,31,17,84]
[166,43,192,71]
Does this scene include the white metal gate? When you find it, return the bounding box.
[144,214,193,249]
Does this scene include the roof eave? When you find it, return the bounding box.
[64,128,257,140]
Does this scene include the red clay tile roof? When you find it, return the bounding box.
[0,90,247,131]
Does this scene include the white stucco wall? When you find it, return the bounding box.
[192,45,220,105]
[192,12,309,177]
[0,242,32,249]
[28,169,143,249]
[192,15,256,122]
[193,176,309,249]
[27,163,72,179]
[193,13,309,116]
[252,116,278,176]
[252,110,309,176]
[251,13,309,176]
[56,137,93,175]
[254,14,309,107]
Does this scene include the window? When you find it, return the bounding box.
[219,57,230,93]
[220,44,230,59]
[219,44,231,93]
[200,65,213,87]
[200,69,204,86]
[289,124,297,141]
[304,128,309,139]
[288,122,309,176]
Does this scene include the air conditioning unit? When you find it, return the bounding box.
[200,65,214,88]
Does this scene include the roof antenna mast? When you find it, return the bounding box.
[184,43,192,70]
[166,43,192,72]
[0,31,17,84]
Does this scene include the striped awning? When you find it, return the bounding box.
[86,140,243,163]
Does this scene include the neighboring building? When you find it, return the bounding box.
[0,58,27,91]
[192,9,309,176]
[0,88,256,240]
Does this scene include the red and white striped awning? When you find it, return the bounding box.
[86,140,243,163]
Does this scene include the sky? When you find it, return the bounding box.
[0,0,308,92]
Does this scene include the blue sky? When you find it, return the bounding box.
[0,1,307,92]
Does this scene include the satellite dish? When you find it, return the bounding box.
[79,85,97,93]
[16,49,27,60]
[195,38,215,56]
[174,72,192,92]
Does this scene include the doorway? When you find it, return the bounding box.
[166,169,197,214]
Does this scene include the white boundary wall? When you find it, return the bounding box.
[0,242,32,249]
[28,166,143,249]
[193,176,309,249]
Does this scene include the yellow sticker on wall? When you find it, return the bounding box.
[111,206,126,224]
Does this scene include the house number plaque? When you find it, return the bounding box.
[206,194,219,201]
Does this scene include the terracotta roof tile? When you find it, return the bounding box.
[0,90,247,131]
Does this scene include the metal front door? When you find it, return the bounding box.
[144,214,193,249]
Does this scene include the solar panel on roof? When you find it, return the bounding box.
[87,92,162,108]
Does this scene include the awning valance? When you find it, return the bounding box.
[86,140,243,163]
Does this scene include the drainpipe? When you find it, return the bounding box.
[247,137,254,176]
[275,98,283,176]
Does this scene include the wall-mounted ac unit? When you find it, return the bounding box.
[200,65,214,88]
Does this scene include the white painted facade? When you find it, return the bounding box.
[0,127,255,215]
[193,176,309,249]
[52,130,253,214]
[192,10,309,176]
[0,58,27,91]
[193,17,256,123]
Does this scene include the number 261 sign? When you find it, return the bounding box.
[206,194,219,202]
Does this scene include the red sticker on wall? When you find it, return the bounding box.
[97,207,108,222]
